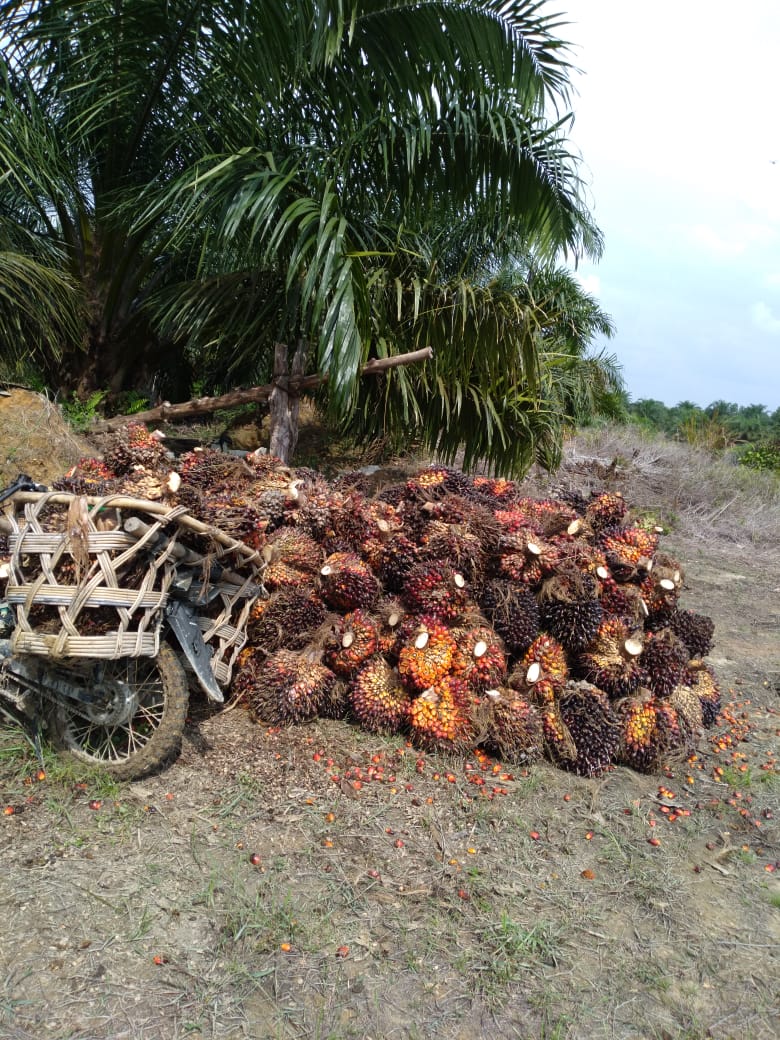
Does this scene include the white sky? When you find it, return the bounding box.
[559,0,780,409]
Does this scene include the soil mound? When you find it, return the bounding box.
[0,388,92,486]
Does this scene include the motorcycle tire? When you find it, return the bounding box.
[47,642,190,781]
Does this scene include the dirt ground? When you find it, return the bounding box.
[1,407,778,1040]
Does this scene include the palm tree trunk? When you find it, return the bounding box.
[268,339,307,464]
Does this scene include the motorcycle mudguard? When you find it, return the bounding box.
[165,600,224,703]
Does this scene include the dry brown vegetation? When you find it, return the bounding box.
[1,403,779,1040]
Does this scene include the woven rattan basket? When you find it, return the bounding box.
[1,491,264,687]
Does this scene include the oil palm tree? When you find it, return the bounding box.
[1,1,609,473]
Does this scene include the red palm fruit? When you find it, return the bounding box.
[53,457,117,495]
[323,609,380,676]
[350,658,411,735]
[522,635,569,691]
[319,552,380,611]
[585,491,627,531]
[576,618,644,699]
[246,588,327,651]
[599,525,658,581]
[375,600,406,658]
[540,705,578,766]
[615,695,665,773]
[469,475,519,503]
[240,649,336,725]
[683,660,721,726]
[262,528,322,588]
[599,580,649,627]
[451,625,507,691]
[405,465,473,501]
[398,618,458,692]
[558,681,620,778]
[479,689,543,765]
[408,676,475,752]
[102,421,169,475]
[639,572,680,617]
[640,628,690,697]
[402,561,469,622]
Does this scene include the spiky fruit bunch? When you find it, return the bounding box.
[558,681,621,777]
[238,649,336,724]
[469,474,518,504]
[479,580,540,656]
[668,684,704,742]
[375,600,406,658]
[53,457,118,496]
[247,589,327,652]
[640,628,690,698]
[576,618,644,698]
[398,618,458,692]
[585,491,627,531]
[264,527,321,580]
[598,579,649,627]
[374,533,419,593]
[451,625,507,691]
[527,498,580,538]
[479,689,543,765]
[319,552,380,611]
[615,695,667,773]
[539,569,604,652]
[417,522,485,592]
[539,705,577,765]
[402,561,469,622]
[101,422,169,475]
[639,572,679,617]
[522,635,569,693]
[599,526,658,580]
[251,489,290,533]
[405,465,473,501]
[408,675,475,751]
[652,699,690,754]
[291,486,333,540]
[325,492,377,554]
[324,609,380,676]
[684,661,721,726]
[666,609,715,659]
[350,657,411,734]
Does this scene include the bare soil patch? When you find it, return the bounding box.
[1,423,778,1040]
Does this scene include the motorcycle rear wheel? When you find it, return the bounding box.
[48,643,190,780]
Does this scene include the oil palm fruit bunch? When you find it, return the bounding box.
[639,571,680,617]
[246,589,327,652]
[558,681,621,777]
[374,533,419,593]
[538,568,604,652]
[539,704,578,766]
[244,649,336,724]
[405,465,473,501]
[683,660,721,726]
[401,561,469,622]
[585,491,627,531]
[417,520,486,593]
[639,628,690,697]
[263,528,322,588]
[520,634,569,699]
[598,578,649,627]
[668,683,704,742]
[408,675,475,752]
[665,608,715,658]
[469,474,519,505]
[318,552,380,611]
[323,609,380,676]
[451,623,507,691]
[478,689,543,765]
[374,600,406,658]
[398,617,458,692]
[615,694,668,773]
[350,657,411,735]
[576,618,644,698]
[53,457,118,496]
[598,525,658,582]
[101,421,170,475]
[479,579,540,657]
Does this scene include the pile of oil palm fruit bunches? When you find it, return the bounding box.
[56,422,721,777]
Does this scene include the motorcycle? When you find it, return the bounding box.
[0,474,266,779]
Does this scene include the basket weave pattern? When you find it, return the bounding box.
[3,492,265,687]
